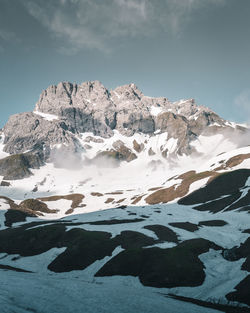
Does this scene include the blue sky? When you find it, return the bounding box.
[1,0,250,127]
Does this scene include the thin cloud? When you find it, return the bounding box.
[21,0,226,54]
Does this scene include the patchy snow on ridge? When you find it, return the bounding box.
[33,110,59,121]
[1,131,250,217]
[150,105,163,116]
[0,134,9,160]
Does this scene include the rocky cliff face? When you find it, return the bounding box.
[1,80,246,176]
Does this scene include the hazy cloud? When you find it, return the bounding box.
[21,0,226,54]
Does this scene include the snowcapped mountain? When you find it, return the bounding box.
[0,81,250,313]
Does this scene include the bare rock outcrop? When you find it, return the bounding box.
[1,80,242,174]
[0,151,44,180]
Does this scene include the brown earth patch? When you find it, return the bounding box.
[116,198,126,204]
[1,196,39,226]
[145,185,177,205]
[0,196,19,210]
[38,194,85,214]
[213,165,224,171]
[177,170,196,180]
[226,153,250,168]
[131,195,138,200]
[167,175,178,181]
[20,199,58,214]
[65,203,86,215]
[133,140,144,153]
[105,191,123,195]
[91,192,104,197]
[214,153,250,171]
[145,170,218,205]
[131,194,145,205]
[105,198,114,204]
[148,187,163,191]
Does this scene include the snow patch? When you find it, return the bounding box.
[150,106,162,116]
[34,111,59,121]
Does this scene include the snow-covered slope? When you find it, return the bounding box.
[1,170,250,312]
[0,131,249,216]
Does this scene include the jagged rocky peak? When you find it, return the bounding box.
[2,79,243,173]
[111,83,143,102]
[34,80,217,119]
[166,98,212,120]
[35,80,110,114]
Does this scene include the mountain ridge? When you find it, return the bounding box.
[1,80,247,167]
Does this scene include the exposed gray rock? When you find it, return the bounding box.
[148,148,156,156]
[84,136,104,143]
[3,112,81,157]
[112,140,137,162]
[2,80,243,166]
[133,140,144,153]
[0,151,44,180]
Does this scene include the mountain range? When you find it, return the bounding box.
[0,81,250,313]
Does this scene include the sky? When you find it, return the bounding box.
[0,0,250,128]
